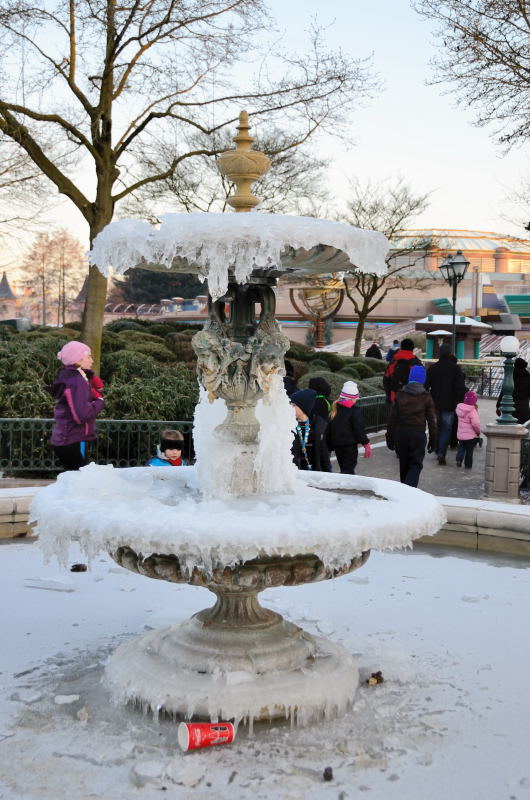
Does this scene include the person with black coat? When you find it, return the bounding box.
[365,341,383,360]
[308,376,333,471]
[425,344,466,465]
[290,388,330,472]
[326,381,372,474]
[496,357,530,424]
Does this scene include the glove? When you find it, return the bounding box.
[427,439,434,454]
[89,374,104,400]
[90,375,104,391]
[363,443,372,458]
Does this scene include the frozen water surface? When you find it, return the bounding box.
[1,541,529,799]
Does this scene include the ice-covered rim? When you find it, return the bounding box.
[32,465,445,575]
[89,212,389,300]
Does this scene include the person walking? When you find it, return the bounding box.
[48,340,105,471]
[386,365,437,488]
[425,344,466,465]
[283,359,298,398]
[385,339,400,362]
[383,338,422,404]
[290,388,330,472]
[326,381,371,474]
[496,357,530,424]
[308,376,332,471]
[455,391,481,469]
[365,341,383,360]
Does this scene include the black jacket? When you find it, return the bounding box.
[326,404,369,451]
[426,356,466,412]
[291,413,330,471]
[365,343,383,360]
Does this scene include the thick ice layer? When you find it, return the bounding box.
[88,213,389,299]
[32,466,446,573]
[105,631,358,727]
[193,379,299,499]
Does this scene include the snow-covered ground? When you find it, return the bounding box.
[1,539,529,799]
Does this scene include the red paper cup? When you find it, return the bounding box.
[178,722,235,752]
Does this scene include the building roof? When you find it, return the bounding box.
[416,314,492,329]
[0,272,16,299]
[390,229,530,254]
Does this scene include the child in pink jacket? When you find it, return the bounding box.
[455,390,481,469]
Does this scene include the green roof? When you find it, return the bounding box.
[503,295,530,316]
[433,298,454,314]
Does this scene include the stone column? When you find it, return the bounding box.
[484,423,527,503]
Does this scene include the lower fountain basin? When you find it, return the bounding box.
[31,465,446,725]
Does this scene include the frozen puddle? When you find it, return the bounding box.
[1,541,529,799]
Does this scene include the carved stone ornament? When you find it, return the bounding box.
[192,277,290,445]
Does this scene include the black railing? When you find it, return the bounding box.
[521,434,530,490]
[0,396,388,475]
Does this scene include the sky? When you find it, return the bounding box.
[1,0,528,276]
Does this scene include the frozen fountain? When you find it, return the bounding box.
[32,112,445,726]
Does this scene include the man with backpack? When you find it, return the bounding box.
[383,338,423,404]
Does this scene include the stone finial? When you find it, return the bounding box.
[217,111,271,212]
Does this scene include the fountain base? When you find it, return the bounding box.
[105,623,358,724]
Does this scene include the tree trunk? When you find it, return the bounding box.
[353,315,366,356]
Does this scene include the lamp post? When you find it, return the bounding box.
[438,249,470,356]
[497,335,520,425]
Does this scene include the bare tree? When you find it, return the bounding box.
[413,0,530,148]
[0,135,48,237]
[0,2,377,366]
[339,178,436,356]
[20,229,86,326]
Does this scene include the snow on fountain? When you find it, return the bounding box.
[32,111,446,726]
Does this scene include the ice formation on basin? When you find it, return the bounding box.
[89,212,389,300]
[32,111,446,726]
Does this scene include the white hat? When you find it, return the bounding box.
[340,381,359,399]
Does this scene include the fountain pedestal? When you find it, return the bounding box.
[106,547,369,722]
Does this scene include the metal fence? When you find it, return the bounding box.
[0,418,194,473]
[0,397,388,475]
[358,394,388,433]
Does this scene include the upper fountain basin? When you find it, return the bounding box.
[89,213,389,300]
[31,464,445,575]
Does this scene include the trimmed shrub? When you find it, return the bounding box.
[101,331,125,353]
[104,319,146,333]
[307,359,330,371]
[117,330,164,345]
[298,369,345,400]
[63,320,82,330]
[360,357,387,373]
[350,362,374,379]
[309,351,345,372]
[0,379,53,417]
[145,323,179,338]
[100,349,161,383]
[286,341,315,362]
[123,341,176,363]
[102,373,199,420]
[337,366,360,379]
[165,333,196,362]
[287,358,308,382]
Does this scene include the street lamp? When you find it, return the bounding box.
[497,335,520,425]
[438,249,470,355]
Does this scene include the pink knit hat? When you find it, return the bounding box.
[57,340,91,366]
[463,390,478,405]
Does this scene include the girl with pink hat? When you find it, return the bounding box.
[47,341,105,470]
[455,391,481,469]
[326,381,371,474]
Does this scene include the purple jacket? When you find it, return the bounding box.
[49,366,104,447]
